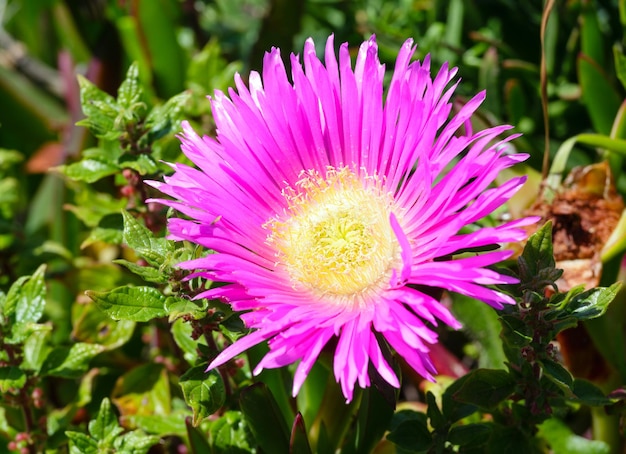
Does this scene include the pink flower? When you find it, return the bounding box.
[150,36,536,402]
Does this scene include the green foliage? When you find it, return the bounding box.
[66,398,160,454]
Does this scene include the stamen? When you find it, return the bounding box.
[267,167,402,304]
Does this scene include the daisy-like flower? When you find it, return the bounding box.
[150,36,536,402]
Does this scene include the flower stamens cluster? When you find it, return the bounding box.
[267,166,401,305]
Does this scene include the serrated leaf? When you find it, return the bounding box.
[0,366,26,393]
[180,365,226,426]
[86,286,168,322]
[77,75,120,140]
[89,398,123,443]
[113,430,160,454]
[453,369,516,410]
[519,222,555,283]
[41,343,104,378]
[165,296,209,322]
[121,154,159,175]
[3,265,46,323]
[114,259,169,284]
[117,62,144,111]
[14,265,46,325]
[144,91,190,142]
[209,411,256,454]
[57,159,120,183]
[66,431,99,454]
[121,210,173,266]
[562,283,621,321]
[21,326,52,372]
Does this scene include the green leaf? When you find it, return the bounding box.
[14,264,46,325]
[571,379,615,406]
[57,159,120,183]
[4,265,46,324]
[453,293,507,369]
[89,398,123,443]
[112,363,172,416]
[165,296,209,322]
[209,411,256,454]
[186,417,212,454]
[114,259,169,284]
[540,358,573,390]
[77,75,121,140]
[578,53,622,135]
[21,326,52,372]
[349,384,396,454]
[121,210,174,266]
[386,410,432,452]
[144,91,190,143]
[289,413,312,454]
[538,417,610,454]
[500,314,533,348]
[86,286,168,322]
[117,62,144,112]
[71,301,136,349]
[120,154,159,175]
[65,183,127,227]
[561,283,621,321]
[41,342,104,378]
[171,318,203,364]
[518,222,558,286]
[66,431,99,454]
[113,430,160,454]
[426,391,445,430]
[441,373,479,423]
[0,366,26,393]
[453,369,516,410]
[614,45,626,91]
[126,413,187,438]
[180,365,226,426]
[448,423,493,447]
[240,383,291,454]
[81,226,124,248]
[487,425,536,454]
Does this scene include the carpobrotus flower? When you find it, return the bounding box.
[150,36,536,402]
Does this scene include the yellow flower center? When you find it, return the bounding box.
[267,167,401,303]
